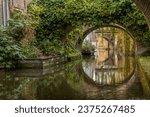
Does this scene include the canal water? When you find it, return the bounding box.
[0,51,149,100]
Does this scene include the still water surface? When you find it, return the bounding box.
[0,51,149,100]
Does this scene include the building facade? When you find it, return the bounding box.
[10,0,32,12]
[0,0,9,26]
[0,0,32,26]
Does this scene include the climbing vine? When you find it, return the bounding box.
[28,0,150,56]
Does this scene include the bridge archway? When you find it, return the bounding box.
[30,0,150,54]
[76,24,137,54]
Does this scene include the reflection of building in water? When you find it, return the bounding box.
[83,30,113,62]
[83,32,97,47]
[83,31,112,50]
[82,27,135,86]
[83,27,135,57]
[94,33,113,63]
[95,33,111,50]
[82,51,135,86]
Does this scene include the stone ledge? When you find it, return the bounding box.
[16,56,66,69]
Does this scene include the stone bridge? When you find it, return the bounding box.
[75,24,148,55]
[1,0,150,29]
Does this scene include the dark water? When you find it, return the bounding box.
[0,51,149,100]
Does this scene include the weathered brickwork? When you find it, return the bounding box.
[10,0,32,12]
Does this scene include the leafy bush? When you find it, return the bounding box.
[7,10,27,41]
[36,39,64,56]
[81,45,95,54]
[0,27,24,68]
[21,43,42,58]
[7,10,42,59]
[27,1,43,26]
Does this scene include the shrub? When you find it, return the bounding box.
[7,10,27,41]
[81,45,95,54]
[21,42,42,58]
[0,27,24,68]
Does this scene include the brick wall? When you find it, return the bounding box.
[10,0,32,12]
[12,0,26,10]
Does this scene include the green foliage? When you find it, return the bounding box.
[35,39,64,56]
[7,10,42,59]
[7,10,36,41]
[28,1,43,27]
[29,0,150,47]
[81,44,95,54]
[65,28,83,57]
[0,27,24,68]
[21,42,41,58]
[7,10,27,41]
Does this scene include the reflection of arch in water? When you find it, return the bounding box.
[82,56,136,86]
[94,51,115,69]
[93,36,114,63]
[82,51,118,84]
[81,62,136,87]
[72,61,137,99]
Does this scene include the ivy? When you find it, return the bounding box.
[28,0,150,56]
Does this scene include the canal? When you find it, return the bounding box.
[0,50,149,100]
